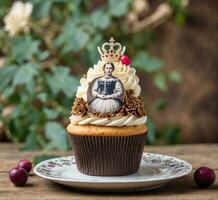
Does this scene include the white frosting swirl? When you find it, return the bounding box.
[70,114,147,127]
[76,60,141,101]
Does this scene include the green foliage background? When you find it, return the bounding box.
[0,0,186,150]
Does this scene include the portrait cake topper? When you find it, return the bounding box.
[87,62,125,114]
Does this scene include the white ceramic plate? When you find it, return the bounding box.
[34,153,192,192]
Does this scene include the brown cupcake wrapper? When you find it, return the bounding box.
[69,132,147,176]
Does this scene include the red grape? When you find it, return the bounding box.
[9,167,28,186]
[17,160,32,173]
[194,167,216,187]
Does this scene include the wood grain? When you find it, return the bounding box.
[0,143,218,200]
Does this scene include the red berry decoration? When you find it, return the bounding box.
[120,55,131,65]
[9,167,28,186]
[17,160,32,173]
[194,167,216,188]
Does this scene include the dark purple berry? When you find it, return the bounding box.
[194,167,216,188]
[9,167,28,186]
[17,160,32,173]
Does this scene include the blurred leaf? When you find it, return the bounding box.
[146,118,156,145]
[32,0,53,19]
[36,92,48,103]
[131,31,154,48]
[167,0,187,25]
[91,8,111,30]
[11,36,40,63]
[37,51,50,61]
[55,21,89,54]
[133,51,164,73]
[162,125,181,144]
[154,98,168,111]
[0,0,9,6]
[13,64,39,86]
[168,70,182,83]
[0,65,17,92]
[1,86,15,98]
[43,108,59,120]
[21,131,39,150]
[167,0,183,9]
[153,72,167,92]
[175,11,187,25]
[0,0,10,18]
[108,0,130,17]
[46,66,79,97]
[33,155,57,165]
[44,121,68,150]
[86,34,103,64]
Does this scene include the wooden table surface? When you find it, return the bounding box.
[0,143,217,200]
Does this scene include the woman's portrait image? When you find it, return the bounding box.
[87,62,125,114]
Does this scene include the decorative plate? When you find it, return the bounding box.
[34,153,192,192]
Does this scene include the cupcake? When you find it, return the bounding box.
[67,38,148,176]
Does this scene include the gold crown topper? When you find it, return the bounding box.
[97,37,126,62]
